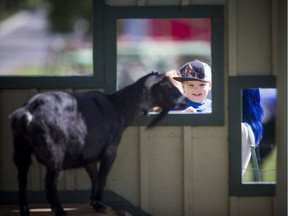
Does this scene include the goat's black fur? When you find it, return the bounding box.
[10,72,188,216]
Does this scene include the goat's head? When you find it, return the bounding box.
[144,72,188,128]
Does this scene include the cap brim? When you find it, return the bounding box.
[173,77,209,82]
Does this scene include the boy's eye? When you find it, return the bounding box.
[187,83,207,89]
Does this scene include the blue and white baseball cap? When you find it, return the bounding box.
[173,60,212,82]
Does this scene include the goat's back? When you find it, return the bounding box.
[11,91,86,139]
[10,90,128,169]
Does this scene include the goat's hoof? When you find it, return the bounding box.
[20,209,30,216]
[54,208,68,216]
[20,205,30,216]
[116,209,130,216]
[93,202,107,213]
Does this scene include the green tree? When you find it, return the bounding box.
[47,0,92,33]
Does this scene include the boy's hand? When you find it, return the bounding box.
[183,106,197,113]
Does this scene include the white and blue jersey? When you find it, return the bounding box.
[185,99,212,113]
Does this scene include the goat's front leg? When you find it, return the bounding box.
[85,147,117,213]
[84,163,106,212]
[45,169,67,216]
[97,147,117,211]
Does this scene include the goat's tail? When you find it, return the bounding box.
[9,108,33,133]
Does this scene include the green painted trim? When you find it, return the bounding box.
[104,5,225,126]
[229,75,276,196]
[0,3,225,126]
[0,0,105,89]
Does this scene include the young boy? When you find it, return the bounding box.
[173,59,212,113]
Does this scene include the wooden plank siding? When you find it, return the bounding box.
[0,0,285,215]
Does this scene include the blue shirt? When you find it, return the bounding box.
[185,99,212,113]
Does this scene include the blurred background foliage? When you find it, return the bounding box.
[0,0,92,33]
[0,0,93,75]
[48,0,92,33]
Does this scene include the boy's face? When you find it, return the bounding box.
[182,80,212,103]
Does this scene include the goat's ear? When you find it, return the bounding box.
[145,73,165,89]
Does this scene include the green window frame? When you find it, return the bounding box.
[104,4,224,126]
[229,76,276,196]
[0,1,104,89]
[0,1,225,126]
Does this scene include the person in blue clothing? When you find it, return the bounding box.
[241,88,264,176]
[173,59,212,113]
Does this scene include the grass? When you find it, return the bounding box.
[12,62,93,76]
[242,148,277,182]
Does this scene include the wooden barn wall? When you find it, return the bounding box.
[0,0,285,216]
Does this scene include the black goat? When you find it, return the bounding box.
[10,72,188,216]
